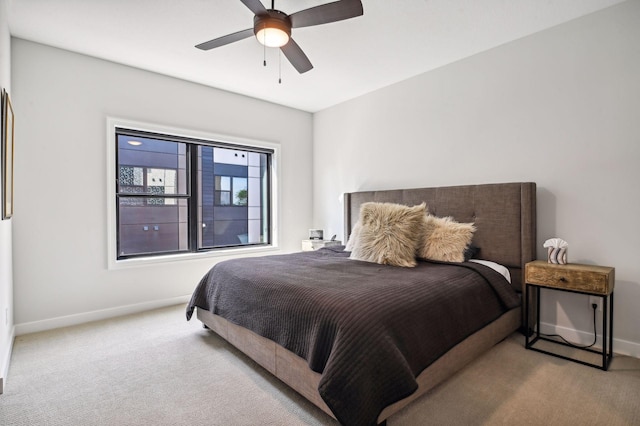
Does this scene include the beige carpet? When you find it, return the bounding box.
[1,304,639,425]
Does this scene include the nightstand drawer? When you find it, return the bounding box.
[525,260,614,295]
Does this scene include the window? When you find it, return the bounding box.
[214,175,248,206]
[114,127,273,260]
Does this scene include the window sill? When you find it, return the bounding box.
[108,244,280,270]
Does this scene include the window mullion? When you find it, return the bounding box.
[188,145,199,252]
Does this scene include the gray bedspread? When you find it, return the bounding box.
[186,247,520,426]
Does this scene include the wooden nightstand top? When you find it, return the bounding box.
[525,260,615,295]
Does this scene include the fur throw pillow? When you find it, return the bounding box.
[419,215,476,263]
[350,202,427,267]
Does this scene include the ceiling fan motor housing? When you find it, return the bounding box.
[254,10,292,46]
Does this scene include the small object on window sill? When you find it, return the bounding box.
[301,239,342,251]
[309,229,324,240]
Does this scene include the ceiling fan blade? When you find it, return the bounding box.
[290,0,363,28]
[195,28,254,50]
[239,0,267,15]
[280,38,313,74]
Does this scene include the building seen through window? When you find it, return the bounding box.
[199,146,268,248]
[116,130,271,259]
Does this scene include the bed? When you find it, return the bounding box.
[186,182,537,425]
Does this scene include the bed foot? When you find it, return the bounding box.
[202,323,210,330]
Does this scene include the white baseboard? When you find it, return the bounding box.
[1,325,15,394]
[15,295,191,336]
[540,321,640,359]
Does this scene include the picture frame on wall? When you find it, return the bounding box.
[2,88,15,220]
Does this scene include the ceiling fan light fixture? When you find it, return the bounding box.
[256,27,289,47]
[254,11,291,48]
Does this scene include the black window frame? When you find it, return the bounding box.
[115,127,273,260]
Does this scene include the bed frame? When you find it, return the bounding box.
[197,182,537,424]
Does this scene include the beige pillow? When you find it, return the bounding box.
[419,215,476,263]
[350,202,427,267]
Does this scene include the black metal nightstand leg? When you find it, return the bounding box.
[524,284,542,348]
[609,292,614,367]
[524,285,528,340]
[602,294,608,370]
[535,286,541,339]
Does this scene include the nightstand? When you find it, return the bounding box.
[524,260,615,370]
[301,239,342,251]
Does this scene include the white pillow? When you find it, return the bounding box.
[469,259,512,283]
[344,221,361,252]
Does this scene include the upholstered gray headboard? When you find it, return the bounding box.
[343,182,537,295]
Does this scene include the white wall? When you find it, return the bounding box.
[11,39,313,329]
[313,1,640,356]
[5,1,639,364]
[0,0,14,393]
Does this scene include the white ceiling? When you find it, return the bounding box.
[7,0,626,112]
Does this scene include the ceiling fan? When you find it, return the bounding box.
[195,0,364,74]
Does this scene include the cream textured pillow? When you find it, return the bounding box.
[419,215,476,263]
[350,202,427,267]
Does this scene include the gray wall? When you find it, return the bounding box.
[0,0,13,392]
[11,39,313,329]
[313,1,640,355]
